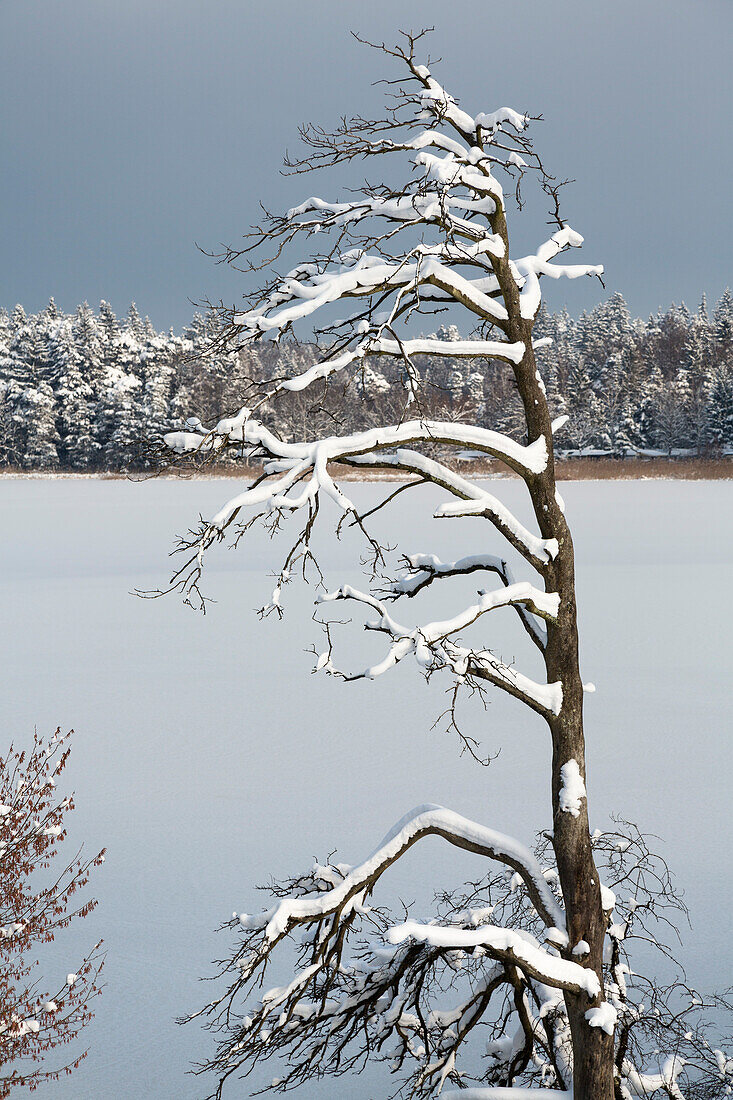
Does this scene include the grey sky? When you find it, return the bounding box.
[1,0,731,330]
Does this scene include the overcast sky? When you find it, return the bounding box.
[1,0,731,330]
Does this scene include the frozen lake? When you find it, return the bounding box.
[0,476,730,1099]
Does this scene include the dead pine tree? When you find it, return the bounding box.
[158,31,732,1100]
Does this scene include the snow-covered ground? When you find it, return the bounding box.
[0,477,730,1099]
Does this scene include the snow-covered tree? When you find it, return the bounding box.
[712,288,733,354]
[2,292,733,469]
[44,317,93,469]
[679,299,716,453]
[97,311,147,468]
[97,300,118,344]
[706,361,733,451]
[15,382,60,469]
[0,311,19,466]
[139,330,177,444]
[155,34,733,1100]
[70,303,107,467]
[561,351,602,453]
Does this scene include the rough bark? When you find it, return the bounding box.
[488,196,615,1097]
[523,338,615,1100]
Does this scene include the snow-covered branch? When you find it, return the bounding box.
[239,805,565,940]
[315,584,562,717]
[367,335,525,364]
[389,552,549,650]
[160,410,563,616]
[344,447,559,569]
[165,413,551,482]
[189,806,591,1097]
[389,921,598,998]
[232,252,513,340]
[189,808,733,1100]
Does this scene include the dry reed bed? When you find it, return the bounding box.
[2,457,731,481]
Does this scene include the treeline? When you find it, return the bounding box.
[0,291,732,471]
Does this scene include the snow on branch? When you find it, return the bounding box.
[512,229,604,321]
[342,448,559,569]
[161,414,559,614]
[275,342,367,393]
[232,253,511,339]
[389,921,599,998]
[280,190,502,245]
[315,584,563,718]
[388,552,549,651]
[188,805,588,1096]
[239,805,565,939]
[165,413,550,481]
[210,49,601,392]
[368,335,525,364]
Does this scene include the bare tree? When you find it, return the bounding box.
[0,728,104,1096]
[158,32,730,1100]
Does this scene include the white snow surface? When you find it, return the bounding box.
[1,477,730,1100]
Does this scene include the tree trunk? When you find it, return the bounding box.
[517,338,616,1100]
[475,173,614,1097]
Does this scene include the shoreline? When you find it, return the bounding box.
[1,457,732,483]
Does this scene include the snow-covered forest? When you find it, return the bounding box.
[1,290,732,471]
